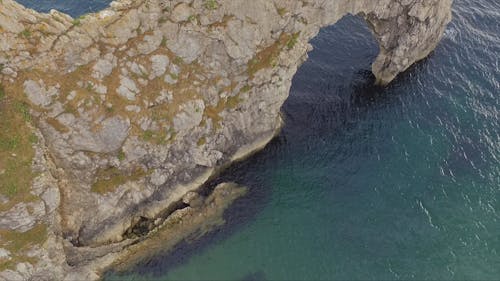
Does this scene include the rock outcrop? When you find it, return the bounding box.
[0,0,452,279]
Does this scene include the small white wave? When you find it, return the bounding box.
[417,199,439,229]
[443,27,459,42]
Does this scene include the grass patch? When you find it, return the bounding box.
[140,128,170,145]
[0,224,47,253]
[205,0,219,10]
[19,29,32,39]
[277,7,287,17]
[160,37,167,47]
[173,56,184,65]
[247,33,293,78]
[15,101,32,122]
[0,135,20,151]
[197,136,206,146]
[0,88,36,208]
[117,149,126,161]
[226,95,242,109]
[240,85,252,93]
[142,130,154,141]
[45,117,69,133]
[159,16,168,24]
[0,224,47,271]
[71,15,85,26]
[286,32,300,50]
[28,133,38,144]
[91,167,147,194]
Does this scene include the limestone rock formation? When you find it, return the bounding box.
[0,0,452,279]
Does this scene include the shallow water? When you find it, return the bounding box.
[18,0,500,280]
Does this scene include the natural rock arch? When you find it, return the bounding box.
[0,0,452,278]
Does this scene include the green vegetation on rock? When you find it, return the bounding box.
[0,83,5,100]
[0,224,47,271]
[205,0,219,10]
[247,33,294,77]
[91,167,147,194]
[19,29,31,38]
[286,32,300,50]
[0,85,36,208]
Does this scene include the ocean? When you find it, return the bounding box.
[17,0,500,279]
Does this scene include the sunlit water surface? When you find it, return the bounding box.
[18,0,500,279]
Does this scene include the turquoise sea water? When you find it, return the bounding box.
[18,0,499,280]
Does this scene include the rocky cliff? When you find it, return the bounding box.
[0,0,452,279]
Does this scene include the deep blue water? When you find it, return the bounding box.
[16,0,110,17]
[18,0,500,280]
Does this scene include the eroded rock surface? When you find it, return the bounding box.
[0,0,452,279]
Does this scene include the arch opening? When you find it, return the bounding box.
[286,14,382,138]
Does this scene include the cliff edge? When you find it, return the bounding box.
[0,0,452,279]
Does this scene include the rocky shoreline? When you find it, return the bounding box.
[0,0,452,279]
[66,182,249,280]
